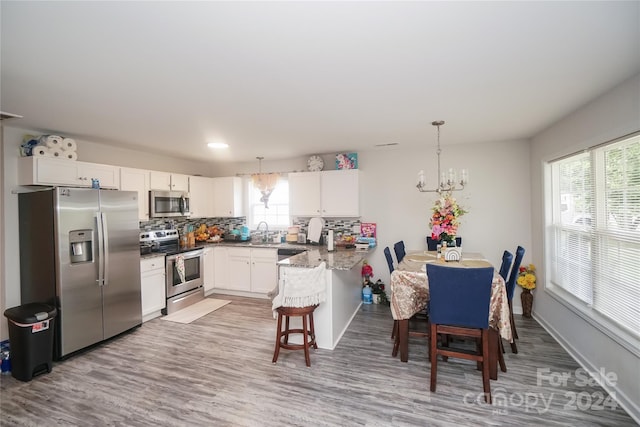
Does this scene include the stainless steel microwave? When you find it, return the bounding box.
[149,191,191,218]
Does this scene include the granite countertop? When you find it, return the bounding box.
[140,241,374,270]
[140,241,310,259]
[278,246,374,271]
[140,252,166,260]
[194,241,309,250]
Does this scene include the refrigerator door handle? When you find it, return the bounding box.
[102,212,110,286]
[96,212,105,286]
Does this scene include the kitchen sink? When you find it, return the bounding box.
[277,247,307,261]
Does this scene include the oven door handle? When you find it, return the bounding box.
[166,249,204,261]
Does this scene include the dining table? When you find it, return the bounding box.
[390,250,513,380]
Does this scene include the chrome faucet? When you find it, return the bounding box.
[256,221,269,242]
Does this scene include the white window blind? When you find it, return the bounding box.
[548,133,640,341]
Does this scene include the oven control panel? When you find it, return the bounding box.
[140,229,179,244]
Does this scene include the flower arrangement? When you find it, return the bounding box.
[429,192,467,244]
[517,264,536,290]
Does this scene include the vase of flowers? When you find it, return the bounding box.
[517,264,536,318]
[429,191,467,245]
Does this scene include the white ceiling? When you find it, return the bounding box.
[2,1,639,163]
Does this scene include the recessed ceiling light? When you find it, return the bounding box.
[207,142,229,149]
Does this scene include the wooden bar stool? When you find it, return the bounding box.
[272,304,318,367]
[271,262,327,367]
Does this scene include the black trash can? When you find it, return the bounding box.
[3,303,57,381]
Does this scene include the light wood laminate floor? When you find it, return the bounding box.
[1,295,636,426]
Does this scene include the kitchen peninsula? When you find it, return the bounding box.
[277,246,372,350]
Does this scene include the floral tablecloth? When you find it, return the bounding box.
[390,251,512,342]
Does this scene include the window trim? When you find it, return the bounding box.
[245,175,290,230]
[543,131,640,356]
[545,277,640,357]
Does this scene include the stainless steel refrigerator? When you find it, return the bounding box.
[18,187,142,360]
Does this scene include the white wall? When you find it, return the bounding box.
[1,124,533,343]
[0,126,6,340]
[0,127,219,340]
[356,141,531,291]
[530,72,640,421]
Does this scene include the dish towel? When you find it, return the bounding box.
[175,254,186,283]
[272,262,327,317]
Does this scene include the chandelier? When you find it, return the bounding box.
[416,120,468,193]
[251,157,280,208]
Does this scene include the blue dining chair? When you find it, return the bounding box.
[393,241,406,263]
[426,236,462,251]
[426,264,495,404]
[385,246,399,340]
[387,245,429,345]
[384,247,395,274]
[499,250,514,281]
[505,246,525,353]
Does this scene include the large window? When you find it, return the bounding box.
[247,177,290,229]
[547,133,640,345]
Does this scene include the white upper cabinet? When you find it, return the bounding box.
[149,171,189,192]
[212,177,243,217]
[289,170,360,217]
[18,157,120,189]
[289,172,322,216]
[189,176,214,218]
[320,170,359,217]
[120,167,150,221]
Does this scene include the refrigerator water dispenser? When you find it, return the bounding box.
[69,230,93,263]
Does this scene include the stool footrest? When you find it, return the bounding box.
[278,329,316,350]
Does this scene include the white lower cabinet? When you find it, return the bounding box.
[250,248,278,294]
[212,246,277,296]
[227,248,252,291]
[203,247,216,296]
[140,256,166,322]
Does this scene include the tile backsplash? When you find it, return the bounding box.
[140,217,246,232]
[293,217,361,242]
[140,216,362,244]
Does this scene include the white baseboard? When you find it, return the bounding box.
[534,314,640,424]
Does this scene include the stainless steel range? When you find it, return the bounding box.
[139,229,204,314]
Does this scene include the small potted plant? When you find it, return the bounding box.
[371,280,389,305]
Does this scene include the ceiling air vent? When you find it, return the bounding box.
[374,142,400,150]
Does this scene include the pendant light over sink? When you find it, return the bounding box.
[251,156,280,208]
